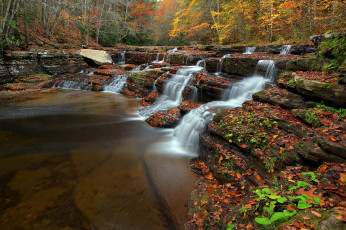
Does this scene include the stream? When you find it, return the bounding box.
[0,90,197,230]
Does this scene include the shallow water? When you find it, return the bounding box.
[0,90,197,230]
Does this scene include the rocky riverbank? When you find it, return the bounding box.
[0,37,345,229]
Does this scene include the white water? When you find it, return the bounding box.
[174,60,277,154]
[132,65,142,72]
[280,45,292,55]
[54,79,92,91]
[168,47,178,53]
[244,47,256,54]
[139,62,204,118]
[118,51,126,64]
[103,75,128,94]
[152,53,166,64]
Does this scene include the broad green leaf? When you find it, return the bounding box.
[262,188,271,194]
[270,212,285,222]
[277,197,287,203]
[313,197,322,205]
[227,223,236,230]
[255,217,272,225]
[298,199,312,209]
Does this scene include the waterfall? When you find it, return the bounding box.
[54,79,92,91]
[132,65,142,72]
[139,63,204,118]
[152,53,166,64]
[280,45,292,55]
[174,60,277,153]
[168,47,178,53]
[196,60,206,69]
[254,60,277,80]
[118,51,126,64]
[244,47,256,54]
[215,55,228,75]
[103,75,127,94]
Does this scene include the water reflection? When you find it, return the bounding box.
[0,90,197,230]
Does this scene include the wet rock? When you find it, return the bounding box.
[253,87,307,109]
[79,49,113,65]
[178,101,202,114]
[278,72,346,108]
[223,57,260,77]
[0,58,11,84]
[193,73,231,102]
[146,108,181,128]
[155,72,172,93]
[126,70,161,98]
[317,208,346,230]
[142,92,159,106]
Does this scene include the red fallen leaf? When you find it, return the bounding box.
[287,204,296,211]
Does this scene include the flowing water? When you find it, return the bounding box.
[118,51,126,64]
[174,60,276,153]
[244,47,256,54]
[139,61,205,118]
[280,45,292,55]
[0,90,197,230]
[103,74,128,94]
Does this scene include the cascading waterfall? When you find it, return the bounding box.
[132,65,143,72]
[152,53,166,64]
[103,74,128,94]
[215,55,229,76]
[139,63,204,118]
[54,79,92,91]
[168,47,178,53]
[174,60,277,154]
[280,45,292,55]
[118,51,126,64]
[244,47,256,54]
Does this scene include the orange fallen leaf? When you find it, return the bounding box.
[273,135,278,139]
[311,211,322,218]
[335,215,345,222]
[241,144,248,148]
[218,156,223,164]
[287,204,296,211]
[303,216,310,220]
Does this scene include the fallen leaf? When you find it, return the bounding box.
[334,215,345,221]
[303,216,310,220]
[311,211,321,218]
[287,205,296,211]
[218,156,223,164]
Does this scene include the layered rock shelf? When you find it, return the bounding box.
[0,42,345,229]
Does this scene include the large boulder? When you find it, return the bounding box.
[79,49,113,65]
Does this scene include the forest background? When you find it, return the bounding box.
[0,0,344,50]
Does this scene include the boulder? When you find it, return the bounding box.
[253,87,307,109]
[146,108,181,128]
[79,49,113,65]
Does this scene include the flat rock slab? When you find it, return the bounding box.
[79,49,113,65]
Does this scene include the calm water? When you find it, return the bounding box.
[0,90,197,230]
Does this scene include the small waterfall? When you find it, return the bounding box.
[174,59,277,154]
[215,55,228,75]
[168,47,178,53]
[139,63,204,118]
[153,53,166,64]
[132,65,142,72]
[196,60,206,69]
[254,60,277,80]
[244,47,256,54]
[280,45,292,55]
[54,79,92,91]
[103,75,127,94]
[118,51,126,64]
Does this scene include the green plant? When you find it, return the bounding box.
[302,172,319,183]
[303,109,321,126]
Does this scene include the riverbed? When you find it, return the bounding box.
[0,90,197,230]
